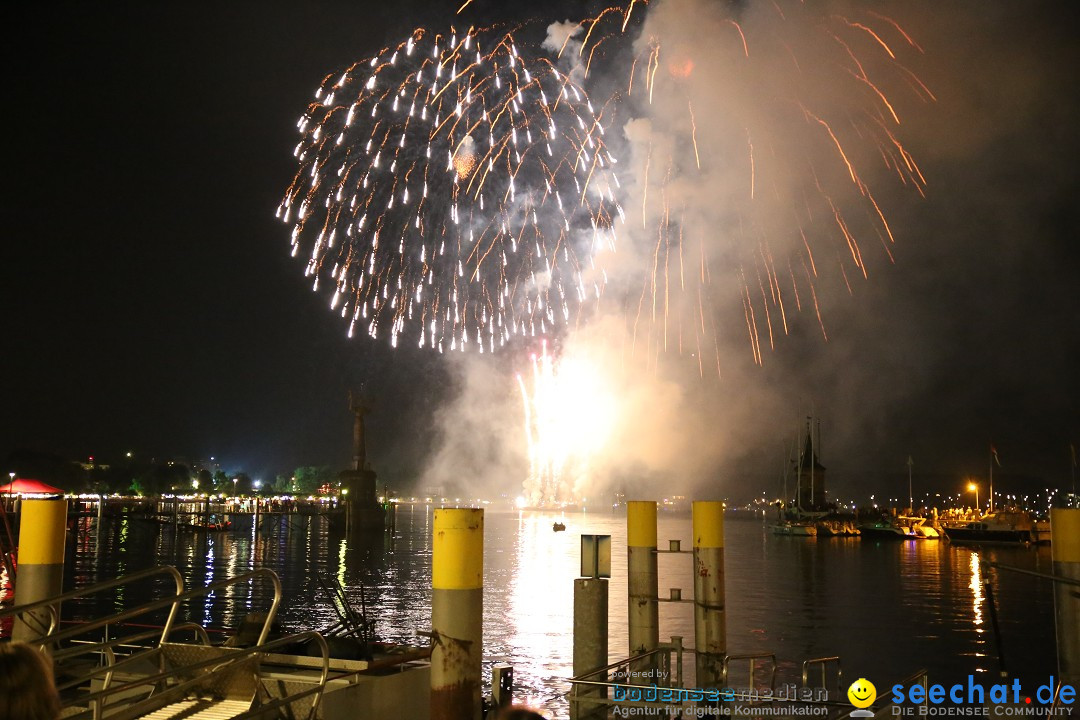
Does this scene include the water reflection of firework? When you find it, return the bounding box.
[516,340,615,507]
[279,27,622,353]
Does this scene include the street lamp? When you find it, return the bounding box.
[232,477,239,496]
[967,482,979,512]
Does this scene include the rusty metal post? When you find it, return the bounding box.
[431,508,484,720]
[13,497,68,642]
[693,501,726,688]
[1052,508,1080,688]
[627,500,658,678]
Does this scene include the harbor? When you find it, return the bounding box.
[2,493,1077,718]
[4,0,1080,718]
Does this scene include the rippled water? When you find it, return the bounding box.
[59,506,1057,718]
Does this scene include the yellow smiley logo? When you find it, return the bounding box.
[847,678,877,709]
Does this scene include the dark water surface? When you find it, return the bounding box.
[60,507,1057,718]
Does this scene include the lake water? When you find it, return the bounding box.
[55,505,1058,718]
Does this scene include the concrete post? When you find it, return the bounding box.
[627,501,659,677]
[1051,508,1080,688]
[572,577,608,720]
[431,508,483,720]
[13,497,68,642]
[492,663,513,711]
[693,501,726,688]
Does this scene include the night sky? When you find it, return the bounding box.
[4,1,1078,501]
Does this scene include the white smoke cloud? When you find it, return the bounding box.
[418,0,1080,503]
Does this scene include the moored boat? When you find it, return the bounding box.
[859,514,938,540]
[943,511,1034,544]
[858,519,918,540]
[816,519,861,537]
[770,521,818,536]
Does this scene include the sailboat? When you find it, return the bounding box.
[769,423,820,537]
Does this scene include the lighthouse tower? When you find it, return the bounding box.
[339,390,384,531]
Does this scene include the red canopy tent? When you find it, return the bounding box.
[0,478,64,495]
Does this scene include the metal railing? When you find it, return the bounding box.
[1,565,294,719]
[52,622,212,720]
[570,644,800,717]
[0,565,186,644]
[64,631,329,720]
[802,655,842,696]
[720,651,777,690]
[5,567,280,651]
[878,668,928,717]
[53,622,210,692]
[987,561,1080,588]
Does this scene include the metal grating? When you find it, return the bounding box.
[138,698,252,720]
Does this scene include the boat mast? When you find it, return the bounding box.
[989,444,994,513]
[1074,451,1078,497]
[781,439,789,514]
[1071,443,1077,497]
[907,455,914,512]
[817,418,823,506]
[808,416,814,511]
[796,420,804,511]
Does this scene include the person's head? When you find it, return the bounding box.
[0,641,61,720]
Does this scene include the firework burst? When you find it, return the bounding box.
[517,340,615,506]
[549,0,932,372]
[279,27,624,353]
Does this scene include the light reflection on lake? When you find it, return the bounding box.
[63,507,1056,718]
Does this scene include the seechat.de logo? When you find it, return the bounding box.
[848,678,878,717]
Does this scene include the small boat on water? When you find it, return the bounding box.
[768,420,829,538]
[187,514,234,532]
[552,521,566,532]
[859,515,938,540]
[770,521,818,537]
[943,511,1034,544]
[859,519,918,540]
[913,523,940,540]
[816,519,861,537]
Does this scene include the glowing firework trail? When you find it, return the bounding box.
[279,28,624,352]
[559,1,931,369]
[517,340,613,507]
